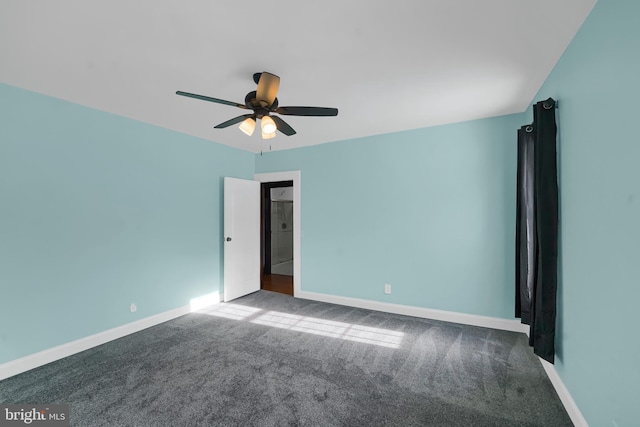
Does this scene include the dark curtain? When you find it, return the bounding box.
[515,98,558,364]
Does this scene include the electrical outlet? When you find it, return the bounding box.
[384,284,391,294]
[130,303,137,313]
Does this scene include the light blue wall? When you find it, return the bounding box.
[256,114,524,318]
[0,84,255,364]
[531,1,640,425]
[4,2,638,423]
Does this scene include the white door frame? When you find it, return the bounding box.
[254,171,301,297]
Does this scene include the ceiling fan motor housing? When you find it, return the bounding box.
[244,90,278,117]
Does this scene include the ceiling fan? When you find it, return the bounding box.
[176,71,338,139]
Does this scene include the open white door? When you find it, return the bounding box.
[224,177,260,301]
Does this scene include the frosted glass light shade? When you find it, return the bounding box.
[261,130,276,140]
[261,116,277,134]
[239,117,256,136]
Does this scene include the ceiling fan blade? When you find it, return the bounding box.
[214,114,255,129]
[275,106,338,117]
[271,115,297,136]
[176,91,248,109]
[256,72,280,106]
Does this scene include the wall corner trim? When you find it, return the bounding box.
[538,357,589,427]
[0,293,220,381]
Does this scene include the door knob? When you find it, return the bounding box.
[226,237,232,242]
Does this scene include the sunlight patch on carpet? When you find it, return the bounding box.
[252,311,404,348]
[198,303,404,348]
[198,303,262,320]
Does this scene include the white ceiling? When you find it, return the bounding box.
[1,0,596,153]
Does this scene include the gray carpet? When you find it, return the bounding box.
[0,291,572,426]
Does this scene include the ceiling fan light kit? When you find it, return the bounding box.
[239,117,256,136]
[261,130,276,140]
[260,115,277,134]
[176,71,338,140]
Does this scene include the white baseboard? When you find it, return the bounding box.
[0,293,220,381]
[539,357,588,427]
[297,290,530,333]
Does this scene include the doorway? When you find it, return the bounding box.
[254,171,301,297]
[260,181,294,296]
